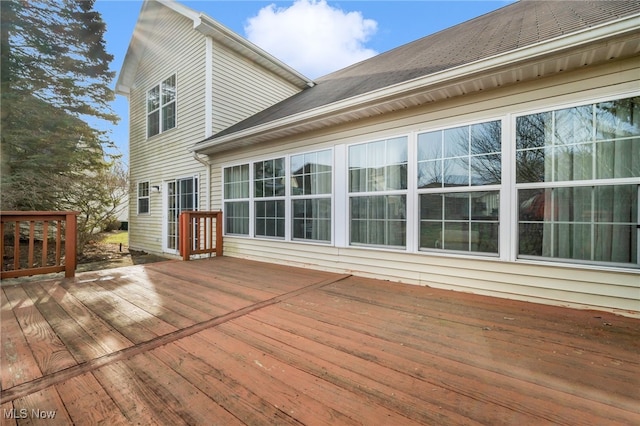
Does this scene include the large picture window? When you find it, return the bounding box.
[516,96,639,266]
[417,121,501,254]
[349,137,407,248]
[147,74,176,138]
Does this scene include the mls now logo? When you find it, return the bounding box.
[3,409,57,419]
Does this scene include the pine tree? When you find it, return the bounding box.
[1,0,124,251]
[1,0,117,122]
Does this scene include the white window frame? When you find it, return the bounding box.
[146,73,177,139]
[253,157,287,239]
[511,93,640,268]
[415,119,503,257]
[218,91,638,271]
[290,149,333,243]
[223,164,251,236]
[347,135,410,250]
[137,181,150,215]
[221,148,335,244]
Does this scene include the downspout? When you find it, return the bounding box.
[195,34,214,212]
[193,152,211,210]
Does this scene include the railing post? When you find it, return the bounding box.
[180,211,190,261]
[216,210,223,257]
[65,212,77,278]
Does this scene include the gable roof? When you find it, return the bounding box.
[116,0,313,96]
[194,0,640,154]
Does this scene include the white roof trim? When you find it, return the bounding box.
[116,0,313,96]
[193,12,640,154]
[194,14,313,88]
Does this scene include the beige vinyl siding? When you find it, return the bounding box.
[211,42,301,134]
[128,5,207,254]
[210,58,640,315]
[222,238,639,313]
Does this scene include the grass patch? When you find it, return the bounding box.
[101,231,128,245]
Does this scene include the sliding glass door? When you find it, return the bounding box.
[164,176,198,253]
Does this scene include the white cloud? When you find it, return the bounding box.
[244,0,378,79]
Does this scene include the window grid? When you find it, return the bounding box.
[223,164,250,235]
[219,94,639,270]
[515,96,639,266]
[137,181,150,215]
[147,74,176,138]
[291,150,332,242]
[253,158,286,238]
[417,121,502,255]
[349,137,408,248]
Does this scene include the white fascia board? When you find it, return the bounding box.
[193,13,640,153]
[115,1,150,96]
[193,14,314,89]
[156,0,200,20]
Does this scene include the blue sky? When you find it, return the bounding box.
[93,0,513,166]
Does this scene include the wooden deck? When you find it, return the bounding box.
[1,257,638,425]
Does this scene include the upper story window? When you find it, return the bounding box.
[147,74,176,138]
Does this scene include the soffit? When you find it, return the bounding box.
[193,19,640,155]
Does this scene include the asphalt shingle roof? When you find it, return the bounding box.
[199,0,640,144]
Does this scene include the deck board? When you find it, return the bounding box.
[37,281,133,354]
[2,285,77,376]
[1,257,638,425]
[55,372,128,425]
[294,284,640,405]
[1,289,42,390]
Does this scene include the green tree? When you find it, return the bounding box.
[1,0,121,251]
[1,0,117,122]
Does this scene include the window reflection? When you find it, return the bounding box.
[418,120,501,189]
[291,149,332,242]
[518,185,638,264]
[516,97,639,183]
[417,120,501,255]
[349,137,407,193]
[419,191,499,253]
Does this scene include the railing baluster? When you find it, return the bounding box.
[216,211,223,257]
[42,221,49,267]
[64,212,77,278]
[13,220,20,271]
[0,221,4,270]
[56,219,62,266]
[28,220,35,268]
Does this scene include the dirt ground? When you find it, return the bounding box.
[77,236,169,272]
